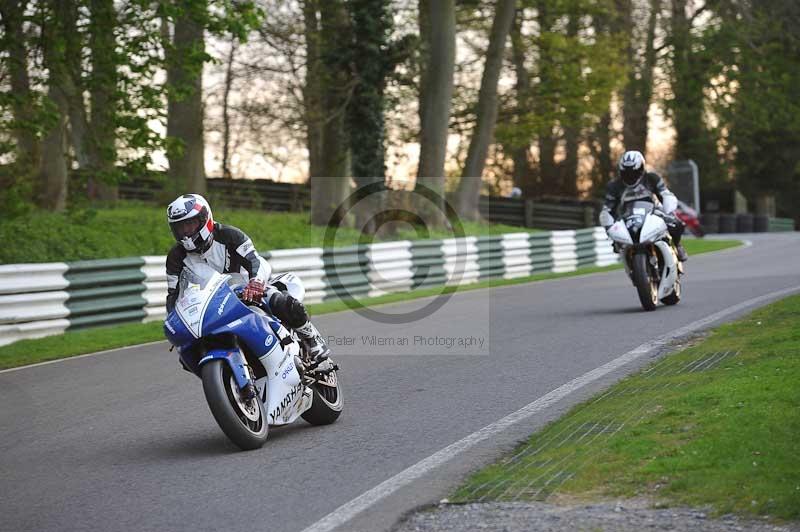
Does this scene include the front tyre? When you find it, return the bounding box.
[201,360,268,450]
[301,366,343,426]
[632,252,658,311]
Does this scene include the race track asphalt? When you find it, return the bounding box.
[1,233,798,532]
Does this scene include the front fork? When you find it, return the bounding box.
[199,347,256,397]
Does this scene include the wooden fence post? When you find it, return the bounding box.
[582,206,595,228]
[524,200,535,228]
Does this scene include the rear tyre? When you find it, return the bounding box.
[632,252,658,311]
[201,359,268,450]
[301,366,343,426]
[662,280,681,306]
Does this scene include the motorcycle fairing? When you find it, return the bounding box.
[165,269,310,426]
[654,240,678,299]
[640,214,668,244]
[198,348,252,390]
[607,220,633,245]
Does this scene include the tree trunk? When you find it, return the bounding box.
[310,0,351,227]
[456,0,516,220]
[166,1,207,195]
[509,8,535,197]
[596,109,613,188]
[88,0,119,200]
[38,0,79,210]
[535,0,557,194]
[415,0,456,219]
[560,13,580,197]
[303,0,324,182]
[670,0,703,161]
[347,0,390,235]
[622,0,659,151]
[0,0,40,176]
[39,86,70,211]
[221,39,236,179]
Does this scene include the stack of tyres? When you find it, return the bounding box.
[718,213,737,234]
[700,213,720,234]
[753,215,770,232]
[736,213,754,233]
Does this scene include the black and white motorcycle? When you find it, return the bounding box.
[607,199,684,311]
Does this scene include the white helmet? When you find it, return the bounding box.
[167,194,215,252]
[619,150,646,187]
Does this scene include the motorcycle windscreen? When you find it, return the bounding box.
[175,264,232,338]
[621,200,655,241]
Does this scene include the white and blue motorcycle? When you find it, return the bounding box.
[607,200,684,311]
[164,263,343,450]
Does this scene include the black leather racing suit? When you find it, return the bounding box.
[599,172,685,246]
[165,223,311,330]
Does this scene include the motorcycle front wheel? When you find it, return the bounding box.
[201,359,268,450]
[632,252,658,311]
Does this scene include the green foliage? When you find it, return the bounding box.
[707,1,800,216]
[494,0,626,183]
[0,0,262,211]
[0,202,535,263]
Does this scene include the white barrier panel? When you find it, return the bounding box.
[442,237,479,287]
[593,227,619,266]
[502,233,534,279]
[0,291,70,324]
[550,230,579,273]
[0,263,68,295]
[0,318,70,347]
[367,241,413,297]
[266,248,326,303]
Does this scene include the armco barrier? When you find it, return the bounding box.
[768,217,795,232]
[0,228,618,347]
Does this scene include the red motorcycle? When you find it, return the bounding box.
[674,200,705,237]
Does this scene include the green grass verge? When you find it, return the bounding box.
[0,202,534,264]
[454,293,800,521]
[0,239,741,370]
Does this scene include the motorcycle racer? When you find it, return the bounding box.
[599,150,689,262]
[165,194,331,364]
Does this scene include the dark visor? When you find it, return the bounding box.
[621,167,643,185]
[170,217,203,239]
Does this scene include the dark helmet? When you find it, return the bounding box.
[166,194,215,252]
[619,150,646,187]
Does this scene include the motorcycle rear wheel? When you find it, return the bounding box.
[632,252,658,311]
[202,359,268,450]
[301,366,343,426]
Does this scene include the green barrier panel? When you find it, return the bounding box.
[65,257,146,289]
[530,234,554,272]
[322,245,371,300]
[410,240,446,289]
[574,229,597,268]
[68,309,148,329]
[476,236,504,280]
[768,217,795,232]
[64,257,149,330]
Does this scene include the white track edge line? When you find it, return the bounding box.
[300,284,800,532]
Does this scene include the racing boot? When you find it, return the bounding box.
[675,243,689,262]
[295,320,331,365]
